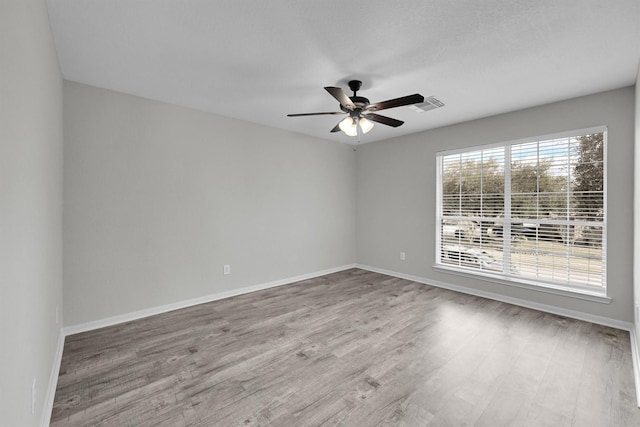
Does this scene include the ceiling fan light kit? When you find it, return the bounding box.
[339,116,374,136]
[288,80,424,138]
[338,117,358,136]
[358,117,374,133]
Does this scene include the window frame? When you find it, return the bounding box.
[434,126,609,302]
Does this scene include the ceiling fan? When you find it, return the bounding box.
[287,80,424,136]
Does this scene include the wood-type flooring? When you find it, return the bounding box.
[51,268,640,426]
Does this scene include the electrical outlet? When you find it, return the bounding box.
[223,264,231,275]
[31,379,36,415]
[400,252,406,261]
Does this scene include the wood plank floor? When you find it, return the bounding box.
[51,268,640,426]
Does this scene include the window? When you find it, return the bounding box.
[435,127,606,297]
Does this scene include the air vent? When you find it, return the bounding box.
[408,96,445,113]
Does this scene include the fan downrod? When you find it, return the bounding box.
[344,80,369,111]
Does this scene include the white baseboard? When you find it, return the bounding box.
[41,328,65,427]
[63,264,357,336]
[630,326,640,408]
[355,264,632,331]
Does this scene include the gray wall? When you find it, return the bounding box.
[63,82,356,326]
[0,0,64,425]
[356,87,635,322]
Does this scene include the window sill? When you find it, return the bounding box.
[432,264,611,304]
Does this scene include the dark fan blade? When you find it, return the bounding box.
[330,123,341,133]
[287,112,344,117]
[365,113,404,127]
[324,87,356,110]
[368,94,424,111]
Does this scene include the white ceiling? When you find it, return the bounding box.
[47,0,640,144]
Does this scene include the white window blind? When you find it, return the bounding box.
[436,128,606,295]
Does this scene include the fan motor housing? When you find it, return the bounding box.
[350,96,369,106]
[340,96,370,113]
